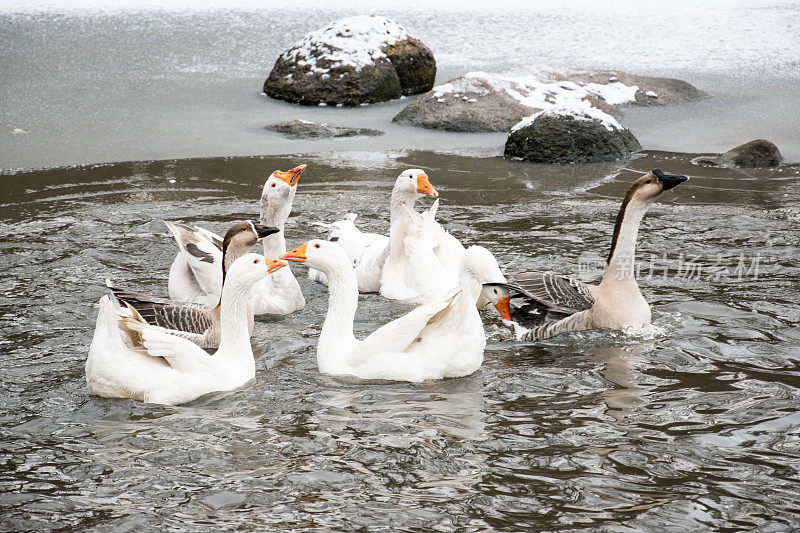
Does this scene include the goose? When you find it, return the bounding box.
[483,169,688,341]
[379,169,467,302]
[86,254,287,405]
[280,240,505,382]
[107,221,280,348]
[165,164,306,314]
[308,169,465,301]
[307,213,390,292]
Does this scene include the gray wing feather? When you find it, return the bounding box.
[108,286,215,335]
[507,270,595,315]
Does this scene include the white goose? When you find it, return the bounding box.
[309,169,466,302]
[281,240,505,382]
[166,164,306,314]
[307,213,390,292]
[484,169,688,341]
[109,221,279,348]
[86,254,286,405]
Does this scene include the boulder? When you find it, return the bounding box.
[504,103,642,164]
[716,139,782,168]
[265,119,383,139]
[393,67,705,132]
[263,16,436,106]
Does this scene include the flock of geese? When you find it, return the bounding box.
[86,165,688,405]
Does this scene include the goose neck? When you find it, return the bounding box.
[603,198,649,285]
[319,263,359,349]
[217,281,255,358]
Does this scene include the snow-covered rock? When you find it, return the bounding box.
[264,16,436,106]
[504,101,641,164]
[393,67,704,132]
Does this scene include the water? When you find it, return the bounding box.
[2,151,800,530]
[2,0,800,170]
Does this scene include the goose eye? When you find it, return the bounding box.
[493,289,498,294]
[253,259,260,264]
[271,183,276,188]
[314,243,320,249]
[645,179,652,184]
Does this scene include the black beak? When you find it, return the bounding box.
[254,223,280,239]
[652,168,689,191]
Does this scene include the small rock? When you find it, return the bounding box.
[504,104,641,164]
[263,15,435,106]
[265,119,383,139]
[716,139,783,168]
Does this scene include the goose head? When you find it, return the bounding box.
[221,221,279,279]
[392,169,438,202]
[624,168,688,207]
[261,164,306,225]
[480,283,513,320]
[225,253,287,292]
[281,239,351,274]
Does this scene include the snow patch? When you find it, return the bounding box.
[433,67,639,129]
[511,100,624,133]
[279,15,412,75]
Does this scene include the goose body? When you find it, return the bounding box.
[485,169,688,341]
[282,240,505,382]
[308,213,390,292]
[166,165,307,315]
[113,221,279,348]
[86,254,286,405]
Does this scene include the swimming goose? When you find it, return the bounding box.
[107,221,280,348]
[484,169,688,341]
[379,169,467,302]
[307,213,390,292]
[252,164,307,314]
[308,169,464,300]
[281,240,505,382]
[166,164,306,314]
[86,254,286,405]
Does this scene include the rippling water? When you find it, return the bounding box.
[2,151,799,530]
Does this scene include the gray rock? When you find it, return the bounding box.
[263,16,435,107]
[394,67,705,132]
[504,109,642,164]
[716,139,782,168]
[266,120,383,139]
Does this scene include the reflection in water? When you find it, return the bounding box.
[1,151,799,530]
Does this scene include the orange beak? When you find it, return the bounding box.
[280,242,308,263]
[494,297,512,321]
[416,172,439,197]
[266,258,287,274]
[272,164,307,187]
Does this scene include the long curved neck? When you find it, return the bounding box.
[260,191,295,257]
[216,280,254,358]
[319,262,359,350]
[602,198,650,285]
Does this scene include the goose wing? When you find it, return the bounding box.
[163,221,223,297]
[120,308,214,375]
[506,270,595,315]
[349,287,461,365]
[107,282,214,335]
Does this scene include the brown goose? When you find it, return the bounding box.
[484,169,688,341]
[108,221,279,348]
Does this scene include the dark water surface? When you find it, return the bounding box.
[2,151,800,530]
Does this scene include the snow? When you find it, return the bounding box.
[511,100,624,133]
[279,15,412,75]
[432,67,638,133]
